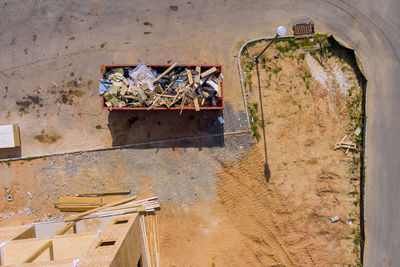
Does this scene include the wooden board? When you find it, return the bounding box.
[59,196,102,204]
[200,67,217,78]
[23,240,53,263]
[195,66,201,84]
[0,124,19,148]
[56,222,75,236]
[194,96,200,111]
[76,190,130,197]
[57,206,99,212]
[153,63,177,83]
[64,195,136,222]
[12,124,20,147]
[186,69,193,85]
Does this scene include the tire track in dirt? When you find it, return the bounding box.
[216,148,296,267]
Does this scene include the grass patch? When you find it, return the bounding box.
[275,37,298,53]
[273,65,282,74]
[248,103,263,141]
[299,37,314,48]
[245,61,254,71]
[302,71,312,81]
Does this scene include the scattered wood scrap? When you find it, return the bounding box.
[152,63,177,83]
[100,64,222,110]
[334,135,356,154]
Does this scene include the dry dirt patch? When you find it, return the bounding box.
[237,36,364,266]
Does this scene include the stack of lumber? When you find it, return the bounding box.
[140,212,160,267]
[61,195,161,267]
[63,196,160,221]
[55,196,103,212]
[80,196,160,219]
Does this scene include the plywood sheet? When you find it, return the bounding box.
[3,233,97,265]
[0,225,34,243]
[0,125,18,148]
[3,239,50,265]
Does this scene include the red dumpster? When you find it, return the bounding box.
[100,64,224,111]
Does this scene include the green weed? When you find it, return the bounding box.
[273,66,282,74]
[245,61,254,71]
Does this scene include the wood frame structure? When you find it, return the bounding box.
[0,214,143,266]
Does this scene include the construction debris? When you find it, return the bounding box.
[355,127,361,136]
[99,64,223,111]
[334,135,356,153]
[331,216,339,223]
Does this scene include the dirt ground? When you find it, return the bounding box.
[158,39,364,266]
[0,39,364,267]
[0,38,364,266]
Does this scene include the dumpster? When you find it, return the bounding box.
[99,64,224,111]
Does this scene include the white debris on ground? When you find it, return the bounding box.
[305,53,351,94]
[306,53,329,88]
[331,65,352,94]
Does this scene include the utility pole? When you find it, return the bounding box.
[253,26,287,166]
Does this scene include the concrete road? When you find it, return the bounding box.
[0,0,399,265]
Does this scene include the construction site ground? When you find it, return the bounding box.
[0,2,367,267]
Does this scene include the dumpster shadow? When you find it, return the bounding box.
[107,110,224,148]
[0,146,22,160]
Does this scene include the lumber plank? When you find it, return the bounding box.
[55,202,103,206]
[155,213,160,265]
[200,66,217,78]
[56,222,75,235]
[63,195,136,221]
[58,196,102,204]
[153,63,177,83]
[58,206,99,212]
[217,78,221,97]
[186,69,193,85]
[23,240,53,263]
[75,190,130,197]
[194,96,200,111]
[12,124,20,147]
[195,66,201,84]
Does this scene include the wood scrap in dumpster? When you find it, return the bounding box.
[99,63,223,111]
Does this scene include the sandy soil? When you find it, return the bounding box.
[158,39,363,266]
[0,37,363,267]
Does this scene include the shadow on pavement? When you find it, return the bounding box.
[107,110,224,148]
